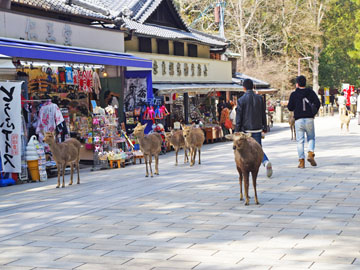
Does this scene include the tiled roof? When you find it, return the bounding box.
[11,0,113,21]
[123,18,227,47]
[11,0,227,47]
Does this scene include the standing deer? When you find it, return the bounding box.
[43,132,81,188]
[289,111,296,140]
[133,123,162,177]
[164,130,188,165]
[182,125,205,166]
[226,132,263,205]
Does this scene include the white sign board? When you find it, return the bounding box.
[0,81,22,173]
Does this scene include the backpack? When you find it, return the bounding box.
[303,97,318,115]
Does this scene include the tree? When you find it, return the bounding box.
[321,0,360,89]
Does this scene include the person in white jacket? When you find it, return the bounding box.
[229,101,236,133]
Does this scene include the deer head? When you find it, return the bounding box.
[181,124,192,139]
[43,132,56,145]
[133,123,147,138]
[226,132,251,150]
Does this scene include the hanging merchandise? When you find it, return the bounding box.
[36,100,64,142]
[58,67,66,84]
[92,71,101,96]
[83,69,93,93]
[154,106,164,120]
[124,78,147,111]
[65,67,74,84]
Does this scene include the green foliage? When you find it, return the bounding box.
[320,0,360,88]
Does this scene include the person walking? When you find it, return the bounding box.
[357,93,360,125]
[220,105,231,137]
[229,101,237,132]
[287,75,320,168]
[235,79,272,178]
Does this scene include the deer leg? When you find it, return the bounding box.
[236,166,243,201]
[243,171,250,205]
[252,170,259,205]
[56,163,61,188]
[69,163,74,185]
[198,148,201,164]
[184,148,189,163]
[144,155,149,177]
[155,154,159,175]
[190,147,195,166]
[62,163,66,188]
[175,148,178,166]
[149,155,153,177]
[76,160,80,184]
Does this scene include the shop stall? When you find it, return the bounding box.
[0,38,152,182]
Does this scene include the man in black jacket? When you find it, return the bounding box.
[287,75,320,168]
[235,79,272,178]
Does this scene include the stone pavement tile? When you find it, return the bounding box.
[309,262,359,270]
[128,239,194,249]
[74,263,151,270]
[42,247,109,257]
[10,235,76,242]
[194,262,269,270]
[54,231,116,239]
[87,244,153,253]
[58,254,131,265]
[0,266,32,270]
[171,253,241,264]
[122,258,200,269]
[69,237,133,246]
[0,257,18,265]
[25,240,91,249]
[0,245,47,253]
[150,247,217,256]
[321,248,360,258]
[6,257,82,269]
[104,250,174,260]
[207,230,248,240]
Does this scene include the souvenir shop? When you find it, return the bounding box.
[160,88,226,143]
[0,38,152,185]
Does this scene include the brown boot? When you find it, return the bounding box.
[298,159,305,168]
[307,151,317,166]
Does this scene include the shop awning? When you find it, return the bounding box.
[153,83,244,95]
[0,38,152,68]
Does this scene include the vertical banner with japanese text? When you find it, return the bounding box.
[0,81,22,173]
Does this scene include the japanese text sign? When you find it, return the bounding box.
[0,81,22,172]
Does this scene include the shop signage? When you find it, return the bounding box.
[0,81,22,173]
[0,11,124,52]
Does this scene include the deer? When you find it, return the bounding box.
[133,123,163,177]
[164,130,189,166]
[340,109,354,133]
[289,111,296,140]
[226,132,264,205]
[181,125,205,166]
[43,132,81,188]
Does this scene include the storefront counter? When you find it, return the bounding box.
[202,125,223,143]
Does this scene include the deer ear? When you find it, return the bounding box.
[245,133,251,138]
[225,134,234,141]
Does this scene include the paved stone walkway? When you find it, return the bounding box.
[0,114,360,270]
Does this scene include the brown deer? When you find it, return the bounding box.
[164,130,189,166]
[43,132,81,188]
[289,111,296,140]
[340,109,354,132]
[226,132,263,205]
[133,123,162,177]
[182,125,205,166]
